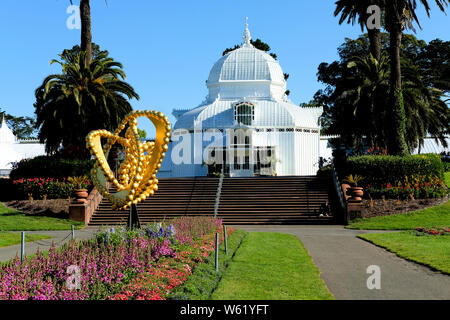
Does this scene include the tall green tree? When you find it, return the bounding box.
[384,0,448,155]
[343,54,391,149]
[417,39,450,97]
[334,0,448,155]
[402,64,449,150]
[315,33,450,153]
[34,47,139,154]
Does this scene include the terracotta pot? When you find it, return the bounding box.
[74,188,88,203]
[349,187,364,202]
[341,183,351,201]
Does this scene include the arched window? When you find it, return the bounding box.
[234,102,254,125]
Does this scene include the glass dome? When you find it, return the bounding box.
[205,22,286,101]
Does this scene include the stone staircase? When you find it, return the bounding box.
[217,176,333,224]
[88,176,335,226]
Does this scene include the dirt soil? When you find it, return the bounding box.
[362,196,449,218]
[3,195,448,221]
[4,199,70,219]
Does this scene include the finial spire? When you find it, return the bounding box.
[242,17,252,47]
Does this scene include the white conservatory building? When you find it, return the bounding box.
[0,117,46,176]
[158,23,323,178]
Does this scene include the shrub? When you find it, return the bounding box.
[0,179,19,201]
[316,165,332,177]
[344,154,444,186]
[9,156,95,180]
[444,161,450,172]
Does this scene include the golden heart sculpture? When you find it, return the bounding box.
[86,110,171,210]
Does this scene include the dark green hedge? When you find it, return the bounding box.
[0,179,20,201]
[444,161,450,172]
[344,154,444,186]
[9,156,95,180]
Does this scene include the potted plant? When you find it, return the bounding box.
[68,176,89,203]
[343,174,365,201]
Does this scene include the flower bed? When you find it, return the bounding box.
[12,177,92,200]
[415,227,450,236]
[0,216,227,300]
[364,175,448,200]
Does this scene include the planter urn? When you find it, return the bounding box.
[349,187,364,202]
[73,189,89,203]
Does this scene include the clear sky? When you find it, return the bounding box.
[0,0,449,136]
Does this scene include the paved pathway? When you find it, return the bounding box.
[0,227,102,263]
[233,225,450,300]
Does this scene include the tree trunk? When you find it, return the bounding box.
[390,26,402,91]
[368,28,381,61]
[80,0,92,66]
[387,4,409,156]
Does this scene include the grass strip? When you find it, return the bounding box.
[359,231,450,275]
[211,232,334,300]
[347,200,450,230]
[0,202,84,231]
[0,231,52,248]
[167,229,247,300]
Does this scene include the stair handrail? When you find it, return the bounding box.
[331,160,347,223]
[214,168,224,219]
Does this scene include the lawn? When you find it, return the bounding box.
[347,200,450,230]
[445,171,450,188]
[168,229,247,300]
[359,231,450,275]
[0,231,51,248]
[0,202,84,231]
[211,232,334,300]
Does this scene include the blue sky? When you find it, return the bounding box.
[0,0,449,136]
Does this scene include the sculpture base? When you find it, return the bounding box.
[128,204,141,230]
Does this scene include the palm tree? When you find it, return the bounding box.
[339,53,391,150]
[69,0,107,66]
[384,0,448,155]
[334,0,384,61]
[336,52,449,153]
[34,49,139,154]
[402,61,450,151]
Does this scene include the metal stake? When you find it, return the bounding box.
[128,203,141,230]
[21,232,25,262]
[71,225,75,241]
[215,232,219,273]
[223,225,228,256]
